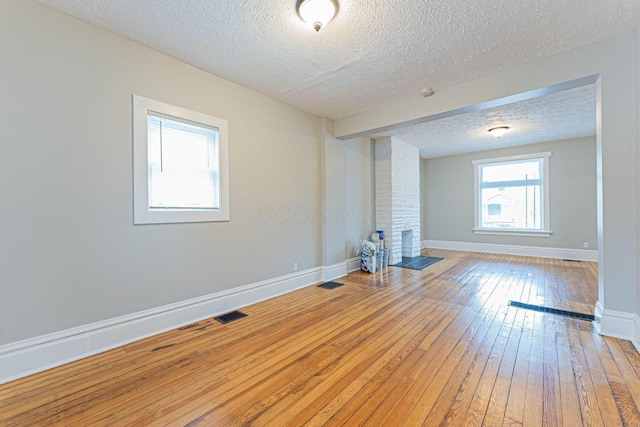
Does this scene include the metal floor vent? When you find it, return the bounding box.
[214,310,248,324]
[317,281,344,290]
[508,301,595,321]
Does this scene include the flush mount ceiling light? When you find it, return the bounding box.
[296,0,338,32]
[488,126,510,138]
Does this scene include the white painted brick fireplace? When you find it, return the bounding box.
[375,137,421,265]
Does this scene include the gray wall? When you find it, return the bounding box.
[421,137,597,249]
[343,137,373,258]
[635,24,640,333]
[319,119,347,266]
[0,0,321,344]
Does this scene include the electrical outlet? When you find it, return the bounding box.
[293,262,298,272]
[583,242,589,249]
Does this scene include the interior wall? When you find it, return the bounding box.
[343,137,373,258]
[0,0,321,345]
[421,137,597,250]
[635,23,640,338]
[420,159,428,247]
[320,119,347,266]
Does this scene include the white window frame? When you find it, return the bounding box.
[472,152,551,237]
[133,95,229,224]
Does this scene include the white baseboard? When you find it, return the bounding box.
[594,300,634,341]
[323,261,348,282]
[634,314,640,354]
[0,263,348,385]
[346,257,361,273]
[423,239,598,262]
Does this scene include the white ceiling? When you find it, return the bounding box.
[375,84,597,158]
[35,0,639,121]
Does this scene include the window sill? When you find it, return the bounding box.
[472,229,552,238]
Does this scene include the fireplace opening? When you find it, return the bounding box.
[402,230,413,258]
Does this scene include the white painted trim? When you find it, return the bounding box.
[0,265,329,384]
[132,95,230,224]
[473,152,552,235]
[593,300,634,341]
[346,257,361,273]
[472,229,552,238]
[323,262,348,282]
[633,314,640,354]
[593,300,603,334]
[471,151,553,166]
[423,239,598,262]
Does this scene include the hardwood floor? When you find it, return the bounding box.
[1,249,639,426]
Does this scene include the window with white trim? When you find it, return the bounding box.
[133,95,229,224]
[473,152,551,237]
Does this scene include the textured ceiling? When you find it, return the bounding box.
[34,0,639,120]
[374,84,596,158]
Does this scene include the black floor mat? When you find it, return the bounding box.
[393,256,443,270]
[214,310,248,324]
[508,301,595,321]
[317,281,344,290]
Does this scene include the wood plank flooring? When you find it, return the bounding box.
[1,249,639,426]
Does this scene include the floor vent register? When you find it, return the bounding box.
[508,301,595,321]
[214,310,248,324]
[317,281,344,290]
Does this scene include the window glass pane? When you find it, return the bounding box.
[481,159,540,183]
[481,185,541,229]
[147,114,220,210]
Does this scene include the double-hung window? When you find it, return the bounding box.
[133,95,229,224]
[472,152,551,236]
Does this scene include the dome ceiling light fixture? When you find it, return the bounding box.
[488,126,510,138]
[296,0,339,32]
